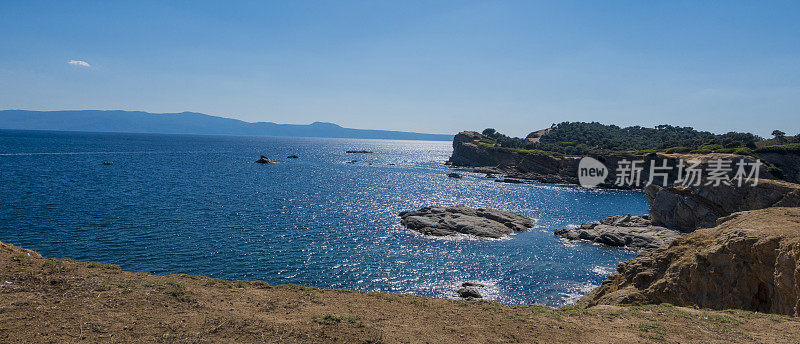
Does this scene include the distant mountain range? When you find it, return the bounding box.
[0,110,453,141]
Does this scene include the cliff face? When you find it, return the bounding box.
[759,151,800,184]
[579,207,800,316]
[646,179,800,231]
[448,131,581,184]
[448,131,776,189]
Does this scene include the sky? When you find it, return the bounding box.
[1,1,798,137]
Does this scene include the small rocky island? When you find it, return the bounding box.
[399,205,534,239]
[555,214,683,250]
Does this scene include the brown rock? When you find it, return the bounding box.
[578,207,800,316]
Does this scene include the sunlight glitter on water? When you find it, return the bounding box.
[0,130,647,306]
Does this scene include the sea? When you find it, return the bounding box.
[0,129,648,306]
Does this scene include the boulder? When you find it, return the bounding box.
[254,155,278,164]
[457,287,482,299]
[398,205,534,239]
[286,155,299,159]
[448,173,463,179]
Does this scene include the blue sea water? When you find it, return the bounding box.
[0,130,647,306]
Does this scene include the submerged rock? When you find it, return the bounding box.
[254,155,278,164]
[286,155,299,159]
[448,173,463,179]
[495,178,524,184]
[461,281,484,288]
[555,214,682,250]
[398,205,534,239]
[346,150,373,154]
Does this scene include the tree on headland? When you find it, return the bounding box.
[772,130,786,142]
[482,128,497,137]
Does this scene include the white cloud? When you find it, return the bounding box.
[68,60,90,67]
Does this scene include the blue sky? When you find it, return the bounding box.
[1,1,798,137]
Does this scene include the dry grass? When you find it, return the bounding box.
[1,241,798,343]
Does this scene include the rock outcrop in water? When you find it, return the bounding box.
[457,287,482,299]
[398,205,534,239]
[645,179,800,231]
[555,215,683,250]
[254,155,278,164]
[579,207,800,316]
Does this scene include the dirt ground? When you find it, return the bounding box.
[1,242,799,343]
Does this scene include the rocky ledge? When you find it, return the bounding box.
[555,215,683,250]
[578,207,800,316]
[398,205,534,239]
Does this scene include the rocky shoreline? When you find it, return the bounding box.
[564,179,800,316]
[579,207,800,316]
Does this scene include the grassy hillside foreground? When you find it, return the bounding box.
[1,242,799,343]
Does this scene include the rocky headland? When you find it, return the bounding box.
[579,207,800,316]
[447,131,797,188]
[562,176,800,317]
[398,205,534,239]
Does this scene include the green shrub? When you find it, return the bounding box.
[87,262,121,270]
[664,146,691,154]
[755,143,800,154]
[733,147,754,155]
[767,165,784,178]
[315,314,343,325]
[699,144,724,151]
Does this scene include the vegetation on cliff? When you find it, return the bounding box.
[479,122,798,156]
